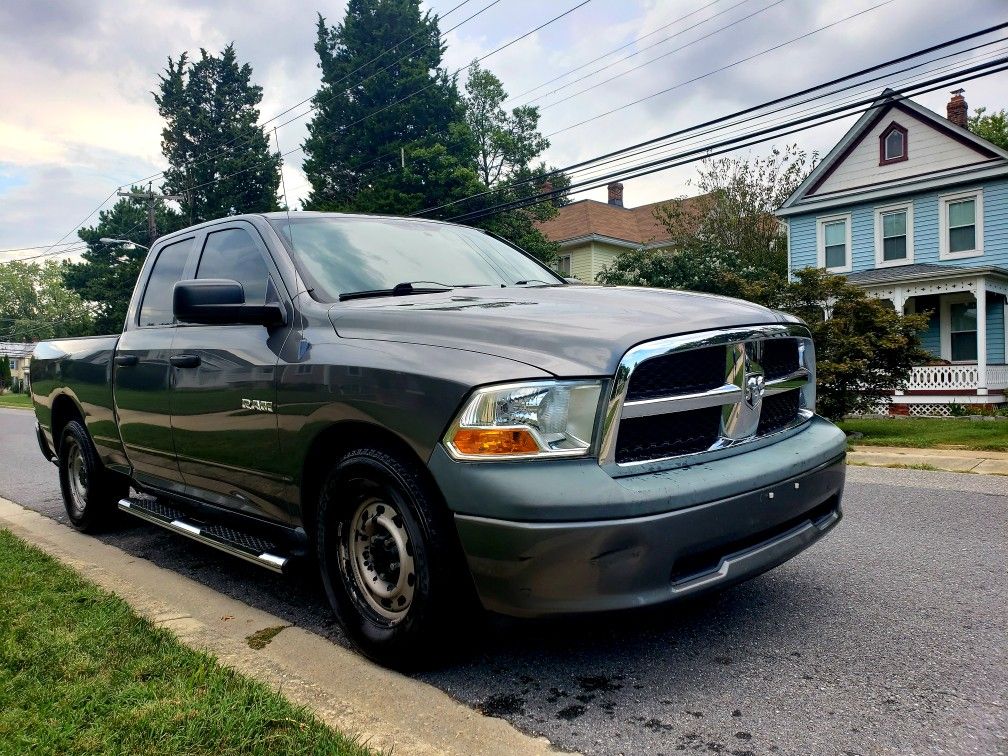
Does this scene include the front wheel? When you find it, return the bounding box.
[58,420,128,533]
[316,446,469,667]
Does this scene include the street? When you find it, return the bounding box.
[1,407,1005,756]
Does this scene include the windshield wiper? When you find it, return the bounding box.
[514,278,563,287]
[339,281,454,302]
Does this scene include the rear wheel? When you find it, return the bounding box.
[58,420,128,532]
[316,446,469,667]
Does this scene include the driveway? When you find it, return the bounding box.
[1,407,1005,755]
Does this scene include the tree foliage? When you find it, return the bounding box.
[156,44,280,223]
[0,260,93,343]
[459,61,566,264]
[598,147,929,419]
[301,1,480,214]
[63,193,183,334]
[968,106,1008,150]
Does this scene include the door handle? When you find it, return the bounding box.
[169,354,201,368]
[114,354,138,367]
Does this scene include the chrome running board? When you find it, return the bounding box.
[118,495,289,574]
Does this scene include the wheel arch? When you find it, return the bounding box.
[50,392,85,452]
[298,421,446,537]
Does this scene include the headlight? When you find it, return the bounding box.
[444,380,604,460]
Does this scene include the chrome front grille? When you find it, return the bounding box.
[599,324,815,469]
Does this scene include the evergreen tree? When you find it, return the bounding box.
[63,192,183,334]
[301,1,480,214]
[156,44,280,223]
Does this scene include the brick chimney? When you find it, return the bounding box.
[541,179,553,196]
[947,88,967,128]
[607,181,624,207]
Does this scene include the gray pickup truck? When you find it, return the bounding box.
[32,211,846,665]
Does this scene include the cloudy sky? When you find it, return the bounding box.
[0,0,1005,261]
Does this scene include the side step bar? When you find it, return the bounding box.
[118,496,289,574]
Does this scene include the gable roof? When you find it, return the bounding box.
[778,89,1008,216]
[537,194,709,247]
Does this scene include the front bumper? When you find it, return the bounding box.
[431,416,846,617]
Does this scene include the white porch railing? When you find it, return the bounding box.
[905,364,1008,391]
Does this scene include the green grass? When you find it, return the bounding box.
[0,393,32,409]
[0,530,372,756]
[839,417,1008,452]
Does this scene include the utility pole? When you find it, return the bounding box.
[117,183,184,247]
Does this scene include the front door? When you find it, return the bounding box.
[170,223,293,522]
[113,236,195,494]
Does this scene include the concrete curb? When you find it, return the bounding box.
[847,445,1008,476]
[0,496,568,756]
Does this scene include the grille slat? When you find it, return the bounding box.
[615,407,722,464]
[611,331,810,466]
[625,345,726,401]
[761,338,800,380]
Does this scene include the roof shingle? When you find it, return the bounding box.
[537,194,709,246]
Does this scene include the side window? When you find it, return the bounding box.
[138,238,192,327]
[196,228,270,305]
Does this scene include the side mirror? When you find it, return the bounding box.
[173,279,287,327]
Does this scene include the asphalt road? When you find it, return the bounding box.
[1,406,1005,756]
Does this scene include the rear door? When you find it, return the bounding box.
[169,222,293,522]
[113,235,195,494]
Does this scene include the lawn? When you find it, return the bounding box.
[838,417,1008,452]
[0,393,31,409]
[0,529,372,756]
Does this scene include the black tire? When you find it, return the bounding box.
[57,420,129,533]
[316,446,470,668]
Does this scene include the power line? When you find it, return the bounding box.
[445,56,1008,224]
[504,0,728,104]
[543,0,896,135]
[529,0,784,109]
[411,20,1008,218]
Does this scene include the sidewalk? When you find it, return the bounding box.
[847,445,1008,475]
[0,496,566,756]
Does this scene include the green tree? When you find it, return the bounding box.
[63,193,182,334]
[0,259,93,342]
[968,106,1008,150]
[459,61,566,264]
[0,358,10,391]
[302,1,480,214]
[156,44,280,223]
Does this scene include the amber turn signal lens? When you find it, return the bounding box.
[451,428,541,455]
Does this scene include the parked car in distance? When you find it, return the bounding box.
[31,212,846,666]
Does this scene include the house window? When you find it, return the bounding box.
[949,301,978,362]
[878,122,908,165]
[874,203,913,266]
[557,254,571,277]
[939,189,983,259]
[817,214,851,272]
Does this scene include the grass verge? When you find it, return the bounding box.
[0,393,31,409]
[0,529,372,756]
[839,417,1008,452]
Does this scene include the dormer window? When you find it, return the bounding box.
[879,122,908,165]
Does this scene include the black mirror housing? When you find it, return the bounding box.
[173,279,286,327]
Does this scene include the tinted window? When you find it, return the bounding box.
[196,228,270,305]
[269,216,563,302]
[138,238,192,327]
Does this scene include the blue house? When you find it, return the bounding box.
[778,89,1008,415]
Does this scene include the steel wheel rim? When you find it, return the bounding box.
[66,440,88,516]
[343,494,416,623]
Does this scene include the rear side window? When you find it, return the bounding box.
[196,228,270,305]
[138,238,192,327]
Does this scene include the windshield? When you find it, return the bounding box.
[269,215,564,301]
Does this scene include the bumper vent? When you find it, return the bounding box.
[603,325,815,468]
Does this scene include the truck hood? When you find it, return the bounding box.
[328,285,790,376]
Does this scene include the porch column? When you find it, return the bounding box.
[892,286,906,314]
[977,276,987,395]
